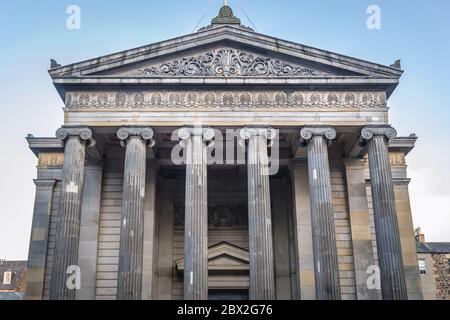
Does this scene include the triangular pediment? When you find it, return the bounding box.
[176,242,249,272]
[49,26,402,80]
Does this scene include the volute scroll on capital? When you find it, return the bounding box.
[55,126,96,147]
[239,127,277,149]
[359,126,397,145]
[239,127,277,141]
[299,126,337,146]
[117,126,155,148]
[177,126,216,142]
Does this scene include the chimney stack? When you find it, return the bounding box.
[415,227,425,244]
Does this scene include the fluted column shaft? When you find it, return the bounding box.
[117,127,154,300]
[361,126,407,300]
[241,127,276,300]
[50,127,94,300]
[300,127,340,300]
[179,127,214,300]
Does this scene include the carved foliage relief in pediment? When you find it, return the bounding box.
[134,48,331,77]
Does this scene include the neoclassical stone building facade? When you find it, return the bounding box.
[25,6,423,300]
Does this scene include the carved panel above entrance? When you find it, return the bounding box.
[174,203,248,228]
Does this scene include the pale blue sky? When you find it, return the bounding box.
[0,0,449,260]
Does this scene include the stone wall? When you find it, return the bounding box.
[331,164,357,300]
[418,253,437,300]
[94,163,123,300]
[42,182,61,300]
[366,185,382,299]
[432,253,450,300]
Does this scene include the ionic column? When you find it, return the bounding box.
[240,127,276,300]
[50,127,95,300]
[300,127,340,300]
[360,126,407,300]
[179,126,215,300]
[116,127,155,300]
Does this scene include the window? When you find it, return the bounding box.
[3,271,12,285]
[418,259,426,275]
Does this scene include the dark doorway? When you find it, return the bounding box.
[208,289,249,300]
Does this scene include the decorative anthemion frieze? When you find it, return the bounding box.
[65,91,387,110]
[135,48,330,77]
[37,153,64,168]
[389,152,406,166]
[363,153,407,167]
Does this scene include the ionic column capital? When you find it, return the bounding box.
[177,126,215,142]
[117,126,155,147]
[239,127,277,141]
[360,126,397,144]
[300,126,337,144]
[56,126,95,147]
